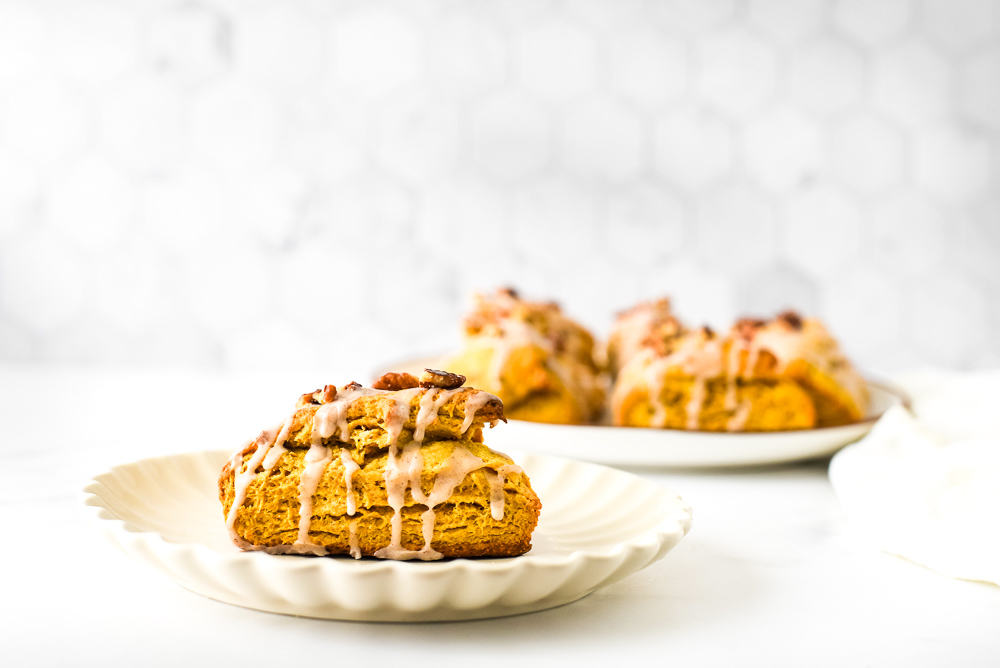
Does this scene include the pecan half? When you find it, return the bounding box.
[419,368,466,389]
[319,384,337,403]
[372,372,420,391]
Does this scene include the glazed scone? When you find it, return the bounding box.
[219,370,542,560]
[606,297,681,376]
[610,310,868,431]
[443,288,606,425]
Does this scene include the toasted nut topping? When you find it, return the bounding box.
[372,372,420,391]
[777,310,803,330]
[420,368,466,389]
[297,389,322,407]
[700,325,715,338]
[319,384,337,403]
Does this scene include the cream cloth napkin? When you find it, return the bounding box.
[829,370,1000,586]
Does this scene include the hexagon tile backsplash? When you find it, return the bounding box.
[0,0,998,374]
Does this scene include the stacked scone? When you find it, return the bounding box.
[220,369,541,559]
[610,306,868,432]
[444,288,606,425]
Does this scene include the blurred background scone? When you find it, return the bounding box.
[611,307,868,432]
[443,288,606,425]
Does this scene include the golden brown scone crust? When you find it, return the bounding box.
[219,376,541,559]
[445,288,606,425]
[609,309,868,431]
[220,440,541,558]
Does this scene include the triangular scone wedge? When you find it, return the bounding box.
[219,370,541,560]
[443,287,606,425]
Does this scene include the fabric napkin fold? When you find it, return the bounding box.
[829,370,1000,586]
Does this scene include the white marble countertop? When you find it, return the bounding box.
[2,366,997,667]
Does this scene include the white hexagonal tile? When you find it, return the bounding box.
[831,114,907,194]
[782,185,864,278]
[178,247,278,337]
[748,0,825,44]
[216,166,307,249]
[907,272,990,367]
[696,27,778,119]
[0,3,53,86]
[90,241,166,336]
[415,178,511,261]
[147,2,230,88]
[1,81,92,169]
[233,2,324,90]
[743,106,823,190]
[922,0,997,54]
[565,0,647,28]
[787,38,865,116]
[328,8,423,99]
[653,106,734,190]
[98,78,184,175]
[643,258,734,329]
[0,153,40,241]
[872,42,952,129]
[300,173,414,247]
[471,90,552,182]
[141,170,233,254]
[510,178,600,264]
[0,228,88,332]
[946,200,1000,290]
[959,47,1000,130]
[608,25,688,110]
[870,190,950,276]
[375,92,463,185]
[822,267,904,366]
[605,182,688,266]
[186,81,278,171]
[280,98,370,182]
[45,155,134,253]
[48,3,140,87]
[649,0,738,33]
[560,97,644,183]
[426,13,507,99]
[695,184,779,274]
[516,19,598,104]
[914,124,992,202]
[734,261,821,317]
[835,0,912,46]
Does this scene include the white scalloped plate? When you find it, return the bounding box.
[83,450,691,622]
[484,382,907,468]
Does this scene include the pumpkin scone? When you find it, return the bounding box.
[443,288,606,425]
[219,369,541,560]
[610,310,868,432]
[606,297,681,376]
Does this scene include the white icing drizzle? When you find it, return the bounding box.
[340,448,360,516]
[460,390,495,434]
[414,388,458,442]
[484,464,522,521]
[348,518,361,559]
[375,445,487,560]
[686,377,707,430]
[291,440,333,555]
[225,407,297,541]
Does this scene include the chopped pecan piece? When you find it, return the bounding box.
[419,368,466,389]
[776,310,803,330]
[372,372,420,391]
[319,384,337,403]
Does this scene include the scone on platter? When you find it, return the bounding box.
[611,309,869,432]
[606,297,681,376]
[443,288,606,425]
[219,369,541,560]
